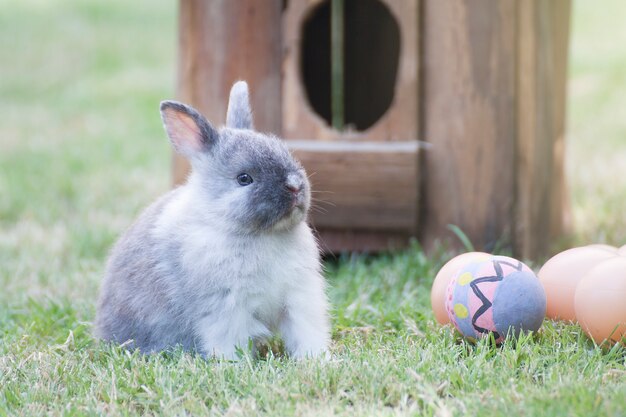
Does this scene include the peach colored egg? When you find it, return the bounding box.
[431,252,490,324]
[575,257,626,345]
[538,246,617,321]
[586,244,619,254]
[619,244,626,257]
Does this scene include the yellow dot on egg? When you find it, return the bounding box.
[458,272,474,285]
[453,303,469,319]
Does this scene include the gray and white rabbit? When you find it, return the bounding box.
[95,81,330,360]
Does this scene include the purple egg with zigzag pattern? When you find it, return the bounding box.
[445,255,546,343]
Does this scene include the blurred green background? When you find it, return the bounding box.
[566,0,626,244]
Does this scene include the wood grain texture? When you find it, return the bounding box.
[282,0,421,252]
[173,0,283,185]
[420,0,517,252]
[288,140,420,232]
[315,230,413,254]
[282,0,418,142]
[515,0,571,259]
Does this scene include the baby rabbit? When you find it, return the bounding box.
[95,81,330,360]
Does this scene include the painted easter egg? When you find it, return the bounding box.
[445,255,546,343]
[431,251,491,324]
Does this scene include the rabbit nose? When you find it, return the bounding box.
[285,174,303,194]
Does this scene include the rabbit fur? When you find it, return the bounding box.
[95,81,330,360]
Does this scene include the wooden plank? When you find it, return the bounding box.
[282,0,420,252]
[288,140,420,232]
[420,0,517,252]
[173,0,283,185]
[316,230,413,254]
[515,0,571,258]
[548,1,572,247]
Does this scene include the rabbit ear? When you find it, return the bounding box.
[226,81,254,130]
[160,101,218,158]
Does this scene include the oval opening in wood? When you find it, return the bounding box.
[300,0,401,132]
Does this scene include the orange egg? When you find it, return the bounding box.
[575,257,626,345]
[431,252,490,324]
[587,244,619,254]
[538,246,617,321]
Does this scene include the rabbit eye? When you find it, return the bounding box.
[236,173,253,186]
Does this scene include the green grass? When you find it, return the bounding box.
[1,0,625,416]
